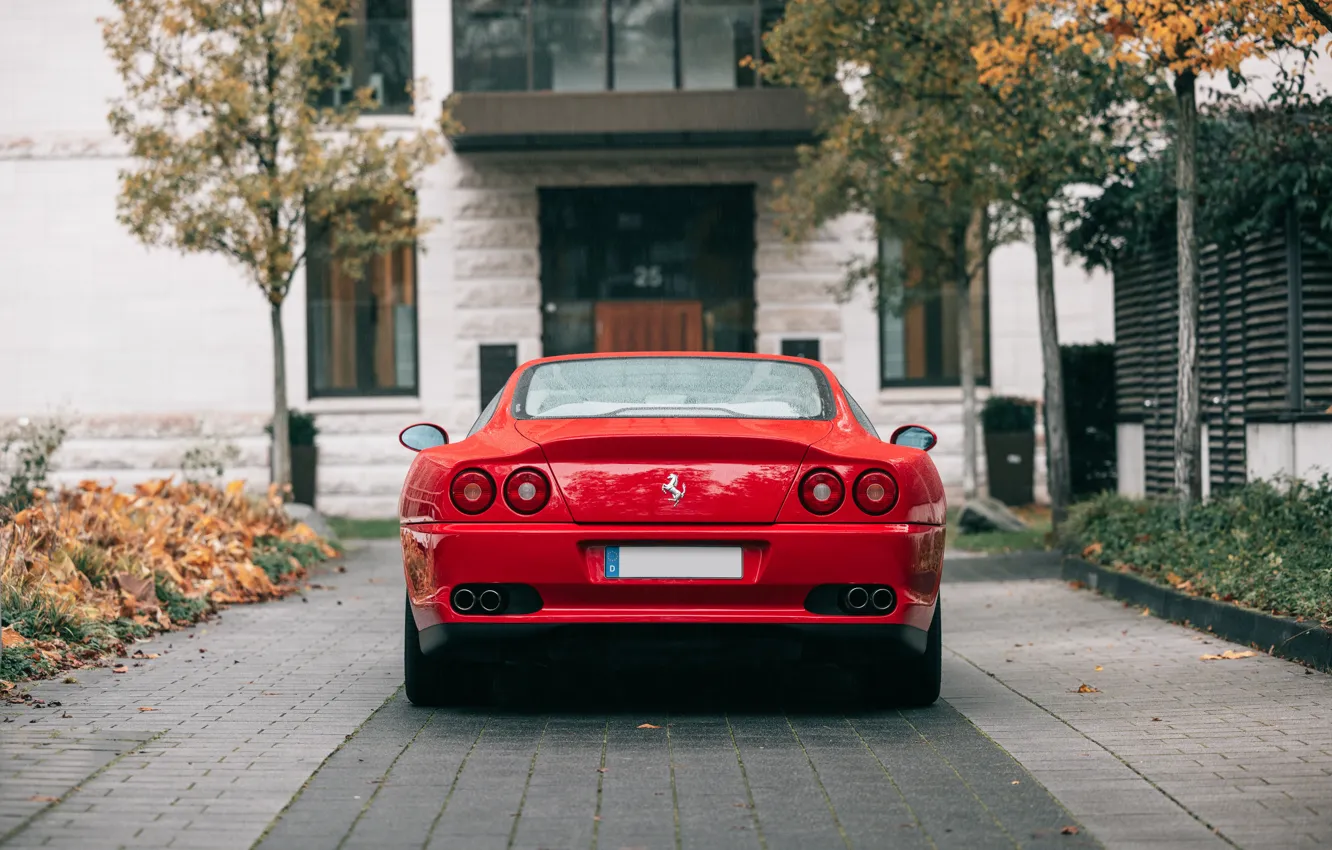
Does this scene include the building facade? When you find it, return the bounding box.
[1,1,1114,516]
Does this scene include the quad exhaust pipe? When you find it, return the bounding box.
[845,586,870,610]
[452,587,476,612]
[871,587,895,612]
[451,585,508,615]
[838,585,896,615]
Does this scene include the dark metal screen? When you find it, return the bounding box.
[1113,219,1332,496]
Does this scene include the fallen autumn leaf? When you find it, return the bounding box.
[1061,826,1080,835]
[637,723,663,729]
[1075,684,1100,694]
[1200,650,1257,661]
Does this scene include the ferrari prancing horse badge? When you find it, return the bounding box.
[662,473,685,506]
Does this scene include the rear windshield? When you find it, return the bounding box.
[512,357,834,420]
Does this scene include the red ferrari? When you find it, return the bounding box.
[397,352,946,706]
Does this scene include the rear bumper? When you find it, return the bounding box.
[418,621,928,664]
[402,521,945,638]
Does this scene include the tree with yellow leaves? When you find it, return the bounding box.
[764,0,1157,523]
[976,0,1326,506]
[101,0,446,492]
[764,0,1004,502]
[974,14,1161,527]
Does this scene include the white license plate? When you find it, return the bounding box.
[604,546,743,579]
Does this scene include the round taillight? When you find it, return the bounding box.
[854,469,899,515]
[450,469,495,515]
[799,469,844,515]
[504,468,551,514]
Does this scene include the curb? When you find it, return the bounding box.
[1061,556,1332,672]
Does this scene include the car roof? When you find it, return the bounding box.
[517,351,834,374]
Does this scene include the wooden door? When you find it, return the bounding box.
[594,301,704,352]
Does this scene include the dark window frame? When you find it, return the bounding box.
[454,0,786,94]
[305,212,422,400]
[876,239,993,390]
[322,0,415,115]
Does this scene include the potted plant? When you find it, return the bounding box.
[981,396,1036,506]
[266,410,319,506]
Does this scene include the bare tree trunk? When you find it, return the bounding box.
[270,299,292,494]
[1174,71,1202,506]
[955,221,978,501]
[1032,202,1071,528]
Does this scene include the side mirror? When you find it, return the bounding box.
[890,424,937,452]
[399,423,449,452]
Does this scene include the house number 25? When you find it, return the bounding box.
[633,265,663,288]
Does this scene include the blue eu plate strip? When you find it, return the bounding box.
[604,546,620,578]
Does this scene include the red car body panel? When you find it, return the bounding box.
[398,351,947,650]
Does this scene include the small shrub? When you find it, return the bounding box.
[1064,477,1332,623]
[1061,344,1117,496]
[1,417,67,511]
[981,396,1037,434]
[265,410,318,447]
[0,644,59,682]
[180,440,242,482]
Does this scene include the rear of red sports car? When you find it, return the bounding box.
[398,353,947,706]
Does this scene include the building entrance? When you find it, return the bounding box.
[538,185,755,355]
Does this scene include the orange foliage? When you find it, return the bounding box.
[976,0,1324,86]
[0,479,336,676]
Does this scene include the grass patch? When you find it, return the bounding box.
[946,505,1053,554]
[1064,478,1332,623]
[154,573,210,623]
[251,536,330,582]
[327,516,400,540]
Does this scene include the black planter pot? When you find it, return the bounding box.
[984,431,1035,506]
[291,445,318,507]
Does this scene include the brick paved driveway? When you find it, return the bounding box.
[2,543,1329,850]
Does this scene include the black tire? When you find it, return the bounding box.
[403,597,487,707]
[863,603,942,708]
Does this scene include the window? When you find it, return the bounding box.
[319,0,414,114]
[306,209,418,397]
[454,0,786,93]
[681,0,757,89]
[534,0,605,91]
[467,389,504,438]
[513,357,834,420]
[612,0,677,90]
[455,0,529,91]
[840,385,880,438]
[879,234,990,387]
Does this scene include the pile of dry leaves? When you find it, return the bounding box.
[1,478,337,682]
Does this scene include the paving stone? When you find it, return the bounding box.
[7,544,1330,850]
[0,541,403,850]
[942,572,1332,850]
